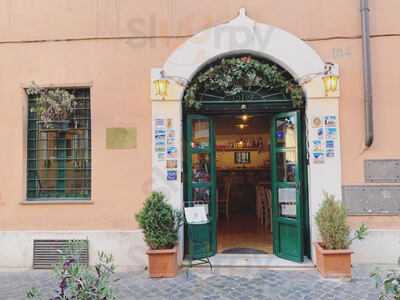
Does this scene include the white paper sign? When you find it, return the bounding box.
[184,206,208,224]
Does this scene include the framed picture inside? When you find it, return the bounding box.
[234,151,251,164]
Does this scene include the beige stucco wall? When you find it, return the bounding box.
[1,0,400,232]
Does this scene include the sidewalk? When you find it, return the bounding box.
[0,265,384,300]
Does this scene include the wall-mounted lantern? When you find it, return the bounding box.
[152,70,189,100]
[153,79,169,100]
[322,63,339,96]
[322,75,338,96]
[297,62,339,96]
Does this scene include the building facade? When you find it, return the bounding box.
[0,0,399,269]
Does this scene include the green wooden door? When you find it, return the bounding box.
[271,111,304,262]
[185,114,217,256]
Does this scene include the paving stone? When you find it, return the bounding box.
[0,266,386,300]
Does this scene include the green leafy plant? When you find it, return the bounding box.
[27,82,76,129]
[136,191,183,250]
[315,192,368,250]
[184,56,304,109]
[371,258,400,300]
[26,241,118,300]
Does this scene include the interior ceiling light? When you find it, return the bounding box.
[236,114,250,121]
[236,124,249,129]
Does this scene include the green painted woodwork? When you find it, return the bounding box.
[56,133,67,197]
[184,114,217,258]
[186,223,213,260]
[27,89,91,200]
[186,99,294,115]
[183,110,309,263]
[271,111,304,262]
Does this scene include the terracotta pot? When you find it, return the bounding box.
[314,242,353,278]
[146,246,178,278]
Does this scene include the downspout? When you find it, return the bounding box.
[361,0,374,147]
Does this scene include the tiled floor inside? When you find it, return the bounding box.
[218,213,273,254]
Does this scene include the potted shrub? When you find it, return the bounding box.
[314,193,368,278]
[136,192,183,278]
[27,82,76,131]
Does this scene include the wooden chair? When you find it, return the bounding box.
[264,188,272,232]
[218,179,231,220]
[257,186,272,231]
[256,185,265,223]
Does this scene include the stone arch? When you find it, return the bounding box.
[163,8,327,100]
[151,8,342,263]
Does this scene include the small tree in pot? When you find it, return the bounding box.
[314,192,367,278]
[27,82,76,131]
[136,191,183,278]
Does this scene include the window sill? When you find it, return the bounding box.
[21,199,93,205]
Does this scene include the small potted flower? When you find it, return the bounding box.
[136,192,183,278]
[314,192,368,278]
[27,82,76,131]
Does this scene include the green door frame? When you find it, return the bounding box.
[183,109,310,262]
[271,111,304,262]
[185,114,217,256]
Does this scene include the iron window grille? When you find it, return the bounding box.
[27,88,91,200]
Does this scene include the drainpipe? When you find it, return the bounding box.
[361,0,374,147]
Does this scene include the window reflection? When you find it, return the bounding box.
[192,119,209,149]
[35,130,91,198]
[277,151,296,182]
[276,116,296,148]
[192,153,210,183]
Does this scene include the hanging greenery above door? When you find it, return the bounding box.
[184,56,304,109]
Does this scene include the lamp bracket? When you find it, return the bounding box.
[296,62,337,86]
[160,70,189,87]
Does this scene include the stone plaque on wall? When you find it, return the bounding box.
[365,159,400,183]
[106,128,137,149]
[343,185,400,215]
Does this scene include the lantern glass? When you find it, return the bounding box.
[154,79,169,98]
[322,75,338,94]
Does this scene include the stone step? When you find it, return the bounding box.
[183,254,315,269]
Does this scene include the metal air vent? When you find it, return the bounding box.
[33,239,89,269]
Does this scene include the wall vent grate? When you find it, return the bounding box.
[33,239,89,269]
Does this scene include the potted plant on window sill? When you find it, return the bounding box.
[136,192,183,278]
[27,82,76,132]
[314,193,368,278]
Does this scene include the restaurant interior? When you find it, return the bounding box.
[216,114,273,254]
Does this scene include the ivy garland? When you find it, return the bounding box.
[183,56,304,109]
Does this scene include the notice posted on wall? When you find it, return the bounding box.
[311,115,337,164]
[154,118,166,161]
[154,117,178,181]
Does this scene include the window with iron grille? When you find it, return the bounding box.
[27,88,91,200]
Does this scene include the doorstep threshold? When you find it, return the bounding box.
[183,254,314,269]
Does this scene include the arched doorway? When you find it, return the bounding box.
[182,55,309,262]
[151,9,342,265]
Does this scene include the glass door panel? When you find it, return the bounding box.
[191,119,209,150]
[185,115,217,256]
[192,187,210,216]
[192,153,210,183]
[271,111,304,262]
[276,151,297,182]
[278,187,297,218]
